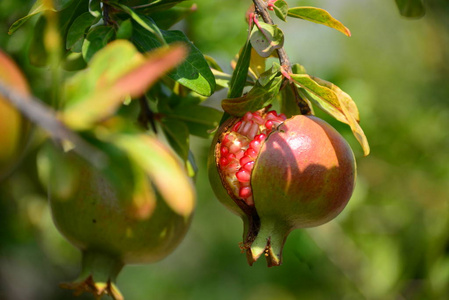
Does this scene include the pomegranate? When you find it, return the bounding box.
[38,138,195,299]
[208,109,356,267]
[0,50,30,180]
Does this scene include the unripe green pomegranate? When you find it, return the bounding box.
[208,110,356,267]
[0,50,30,180]
[38,138,195,299]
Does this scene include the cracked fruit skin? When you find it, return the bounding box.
[208,111,356,267]
[38,142,194,299]
[0,50,30,180]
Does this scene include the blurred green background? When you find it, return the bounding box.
[1,0,449,299]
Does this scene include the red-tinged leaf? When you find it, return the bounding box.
[114,44,187,98]
[287,6,351,37]
[62,40,186,130]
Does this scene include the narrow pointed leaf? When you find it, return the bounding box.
[66,12,100,52]
[8,0,75,34]
[62,41,187,130]
[132,25,215,96]
[311,76,360,122]
[113,134,195,217]
[288,6,351,37]
[114,3,166,45]
[228,41,252,98]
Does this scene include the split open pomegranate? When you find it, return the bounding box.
[208,109,356,266]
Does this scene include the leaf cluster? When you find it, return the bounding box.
[7,0,222,214]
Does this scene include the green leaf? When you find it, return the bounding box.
[89,0,102,17]
[161,119,190,161]
[311,77,360,122]
[222,73,283,116]
[149,4,198,30]
[273,0,289,22]
[82,26,115,62]
[126,0,188,13]
[28,16,47,67]
[114,3,166,45]
[66,12,100,52]
[228,41,252,98]
[116,19,134,40]
[395,0,425,18]
[288,6,351,37]
[112,133,195,217]
[63,41,187,130]
[132,25,216,97]
[250,21,284,58]
[8,0,75,34]
[279,84,303,118]
[290,73,369,155]
[168,104,222,138]
[27,0,90,66]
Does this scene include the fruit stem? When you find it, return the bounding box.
[247,218,289,267]
[251,0,312,115]
[60,250,125,300]
[79,250,124,283]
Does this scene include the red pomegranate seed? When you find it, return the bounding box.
[266,110,278,120]
[242,161,254,171]
[232,121,242,131]
[243,111,253,121]
[220,146,229,156]
[235,150,245,160]
[247,122,259,140]
[240,155,252,166]
[219,157,229,167]
[265,120,273,130]
[244,148,257,158]
[255,133,267,142]
[250,139,261,151]
[236,169,251,182]
[239,186,252,198]
[239,121,253,136]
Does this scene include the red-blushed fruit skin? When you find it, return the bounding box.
[208,113,356,266]
[252,115,356,229]
[0,50,30,179]
[43,146,193,265]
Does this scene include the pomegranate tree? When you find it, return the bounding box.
[208,109,356,266]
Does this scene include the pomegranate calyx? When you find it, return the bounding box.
[60,250,124,300]
[245,218,289,267]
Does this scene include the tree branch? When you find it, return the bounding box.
[0,80,107,168]
[251,0,311,115]
[252,0,291,71]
